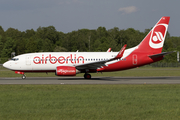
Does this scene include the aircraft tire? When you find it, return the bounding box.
[22,75,26,79]
[84,73,91,79]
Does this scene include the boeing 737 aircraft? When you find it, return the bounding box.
[3,16,172,79]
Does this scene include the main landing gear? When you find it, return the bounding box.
[84,73,91,79]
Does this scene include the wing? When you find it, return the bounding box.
[75,60,107,69]
[75,45,127,70]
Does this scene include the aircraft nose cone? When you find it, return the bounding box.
[3,62,9,69]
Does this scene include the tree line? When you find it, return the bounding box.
[0,25,179,63]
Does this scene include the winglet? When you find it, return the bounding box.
[107,48,111,52]
[115,44,127,59]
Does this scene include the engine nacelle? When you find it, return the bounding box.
[56,66,79,76]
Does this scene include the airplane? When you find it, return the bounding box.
[3,16,173,79]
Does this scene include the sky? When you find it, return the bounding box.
[0,0,179,36]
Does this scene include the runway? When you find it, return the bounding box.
[0,76,180,84]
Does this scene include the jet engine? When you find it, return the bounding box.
[56,66,80,76]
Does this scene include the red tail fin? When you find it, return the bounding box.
[136,16,170,54]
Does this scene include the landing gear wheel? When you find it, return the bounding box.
[22,74,26,79]
[84,73,91,79]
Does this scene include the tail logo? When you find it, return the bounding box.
[153,32,163,42]
[149,24,168,49]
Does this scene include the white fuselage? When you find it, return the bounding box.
[3,47,136,72]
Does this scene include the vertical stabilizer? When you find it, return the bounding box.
[136,16,170,54]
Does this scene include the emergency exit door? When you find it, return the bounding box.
[132,54,137,65]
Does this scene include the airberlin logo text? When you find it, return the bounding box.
[33,54,84,64]
[57,69,75,74]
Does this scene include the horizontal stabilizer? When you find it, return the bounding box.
[148,51,175,59]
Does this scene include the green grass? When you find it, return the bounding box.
[0,84,180,120]
[1,66,180,77]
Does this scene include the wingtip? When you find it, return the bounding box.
[115,44,127,59]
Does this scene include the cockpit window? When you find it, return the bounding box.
[11,58,19,61]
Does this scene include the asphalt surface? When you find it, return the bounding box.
[0,76,180,84]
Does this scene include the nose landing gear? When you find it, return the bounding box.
[15,71,26,79]
[22,74,26,79]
